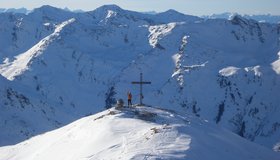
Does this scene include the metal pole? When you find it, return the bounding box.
[140,73,143,105]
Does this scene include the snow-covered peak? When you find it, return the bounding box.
[31,5,66,14]
[156,9,201,23]
[160,9,184,16]
[28,5,74,23]
[89,5,130,23]
[228,13,240,21]
[94,4,123,12]
[230,14,251,24]
[90,4,124,17]
[0,106,278,160]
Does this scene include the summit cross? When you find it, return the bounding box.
[131,73,151,105]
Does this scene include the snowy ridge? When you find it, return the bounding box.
[0,18,75,80]
[172,35,188,88]
[0,106,278,160]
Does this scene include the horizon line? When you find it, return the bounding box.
[0,4,280,16]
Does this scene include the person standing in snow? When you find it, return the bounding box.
[127,91,132,107]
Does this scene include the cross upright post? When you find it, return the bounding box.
[131,73,151,105]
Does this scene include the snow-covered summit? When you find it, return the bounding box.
[156,9,201,23]
[229,14,255,25]
[94,4,123,13]
[0,106,278,160]
[28,5,75,23]
[31,5,71,14]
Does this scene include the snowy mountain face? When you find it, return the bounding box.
[0,106,279,160]
[0,4,280,155]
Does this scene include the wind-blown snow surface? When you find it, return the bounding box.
[0,106,278,160]
[0,4,280,153]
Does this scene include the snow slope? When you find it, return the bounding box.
[0,5,279,152]
[0,106,278,160]
[0,18,75,80]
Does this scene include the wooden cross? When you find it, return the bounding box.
[131,73,151,105]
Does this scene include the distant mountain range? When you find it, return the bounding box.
[0,7,31,14]
[1,7,279,24]
[202,12,280,24]
[0,7,83,14]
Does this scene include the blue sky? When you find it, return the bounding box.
[0,0,279,16]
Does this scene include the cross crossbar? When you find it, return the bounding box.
[132,82,151,84]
